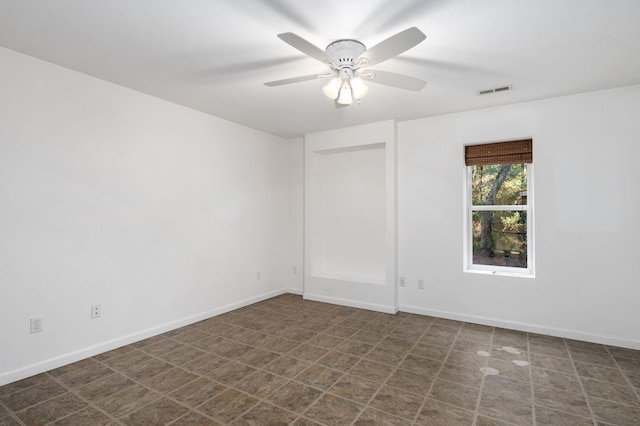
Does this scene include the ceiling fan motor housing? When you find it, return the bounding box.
[325,39,366,68]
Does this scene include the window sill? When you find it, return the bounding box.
[464,267,535,279]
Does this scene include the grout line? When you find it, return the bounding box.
[231,303,362,424]
[413,319,464,424]
[45,369,121,424]
[607,345,640,406]
[527,332,536,425]
[92,338,243,423]
[564,338,598,424]
[470,324,494,426]
[346,314,434,424]
[151,306,303,423]
[0,406,24,426]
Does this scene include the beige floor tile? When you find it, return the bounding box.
[140,367,199,394]
[369,385,424,420]
[574,361,628,385]
[478,391,533,425]
[533,384,590,417]
[56,363,115,389]
[121,357,172,381]
[121,397,188,425]
[400,353,443,376]
[234,370,288,399]
[16,393,87,425]
[53,406,112,425]
[529,352,575,374]
[208,361,256,386]
[534,405,593,426]
[287,344,329,363]
[198,389,259,423]
[294,364,343,391]
[234,402,297,425]
[328,374,381,404]
[386,368,434,395]
[267,382,323,413]
[356,407,413,425]
[437,363,484,389]
[416,398,474,425]
[483,375,532,402]
[76,373,135,403]
[169,411,219,425]
[94,384,159,418]
[349,359,395,383]
[588,397,640,426]
[429,379,480,411]
[168,377,226,407]
[316,351,359,372]
[170,411,219,425]
[304,394,363,425]
[264,355,310,378]
[1,379,67,412]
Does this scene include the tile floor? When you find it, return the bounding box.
[1,294,639,425]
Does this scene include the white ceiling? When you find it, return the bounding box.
[1,0,639,139]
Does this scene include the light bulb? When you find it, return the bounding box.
[337,80,353,105]
[322,78,341,99]
[350,77,368,100]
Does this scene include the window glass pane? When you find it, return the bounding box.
[471,164,527,206]
[472,210,527,268]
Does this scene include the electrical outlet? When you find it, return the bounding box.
[30,317,43,333]
[292,266,297,275]
[418,279,425,289]
[399,277,406,287]
[91,304,101,319]
[257,271,261,280]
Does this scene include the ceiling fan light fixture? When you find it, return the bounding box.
[350,77,368,100]
[337,80,353,105]
[322,77,342,99]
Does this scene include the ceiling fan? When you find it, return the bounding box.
[264,27,427,106]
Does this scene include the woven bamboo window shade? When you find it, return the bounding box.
[465,139,532,166]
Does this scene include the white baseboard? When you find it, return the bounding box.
[286,287,303,295]
[303,293,398,314]
[0,288,290,387]
[400,304,640,350]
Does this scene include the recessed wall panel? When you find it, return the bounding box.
[304,120,397,313]
[313,145,386,283]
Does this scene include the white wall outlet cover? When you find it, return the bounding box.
[91,305,101,318]
[30,317,43,333]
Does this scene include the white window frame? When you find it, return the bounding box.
[463,163,535,277]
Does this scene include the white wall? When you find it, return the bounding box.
[398,85,640,349]
[0,47,292,385]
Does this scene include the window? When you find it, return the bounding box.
[464,140,534,276]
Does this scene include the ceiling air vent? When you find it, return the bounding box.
[477,85,512,95]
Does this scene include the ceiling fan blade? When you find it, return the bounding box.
[364,70,427,91]
[264,74,329,87]
[278,33,333,64]
[394,57,486,73]
[359,27,426,67]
